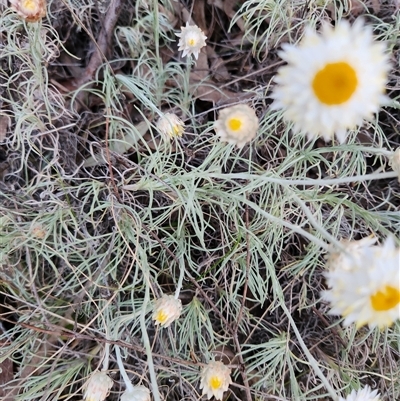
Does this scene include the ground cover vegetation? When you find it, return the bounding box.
[0,0,399,400]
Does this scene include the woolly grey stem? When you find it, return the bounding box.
[175,257,185,299]
[101,342,110,372]
[115,345,134,393]
[140,273,161,401]
[281,302,339,401]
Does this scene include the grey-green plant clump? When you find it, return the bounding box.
[0,0,399,401]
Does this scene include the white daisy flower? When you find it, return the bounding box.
[156,113,185,140]
[326,236,378,272]
[389,147,400,182]
[10,0,46,22]
[339,385,381,401]
[120,385,150,401]
[176,22,207,60]
[199,360,232,401]
[322,236,400,329]
[152,294,182,328]
[83,371,113,401]
[214,104,259,147]
[271,19,390,143]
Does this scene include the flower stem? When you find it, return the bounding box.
[101,342,110,372]
[280,302,339,401]
[140,267,161,401]
[115,345,134,393]
[175,258,185,299]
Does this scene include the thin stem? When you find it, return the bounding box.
[288,190,343,249]
[174,257,185,299]
[101,342,110,372]
[206,171,398,187]
[140,268,161,401]
[241,196,330,250]
[101,307,111,372]
[280,302,339,401]
[115,345,134,393]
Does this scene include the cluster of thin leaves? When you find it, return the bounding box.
[0,1,399,401]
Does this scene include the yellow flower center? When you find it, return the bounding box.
[312,62,358,105]
[370,286,400,312]
[171,125,183,137]
[209,376,222,390]
[155,310,168,324]
[188,38,196,46]
[21,0,38,11]
[227,118,242,131]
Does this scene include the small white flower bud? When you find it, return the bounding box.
[120,385,150,401]
[10,0,46,22]
[214,104,259,148]
[199,360,232,401]
[156,113,185,140]
[83,371,113,401]
[152,294,182,328]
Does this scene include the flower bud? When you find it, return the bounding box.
[10,0,46,22]
[152,294,182,328]
[83,371,113,401]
